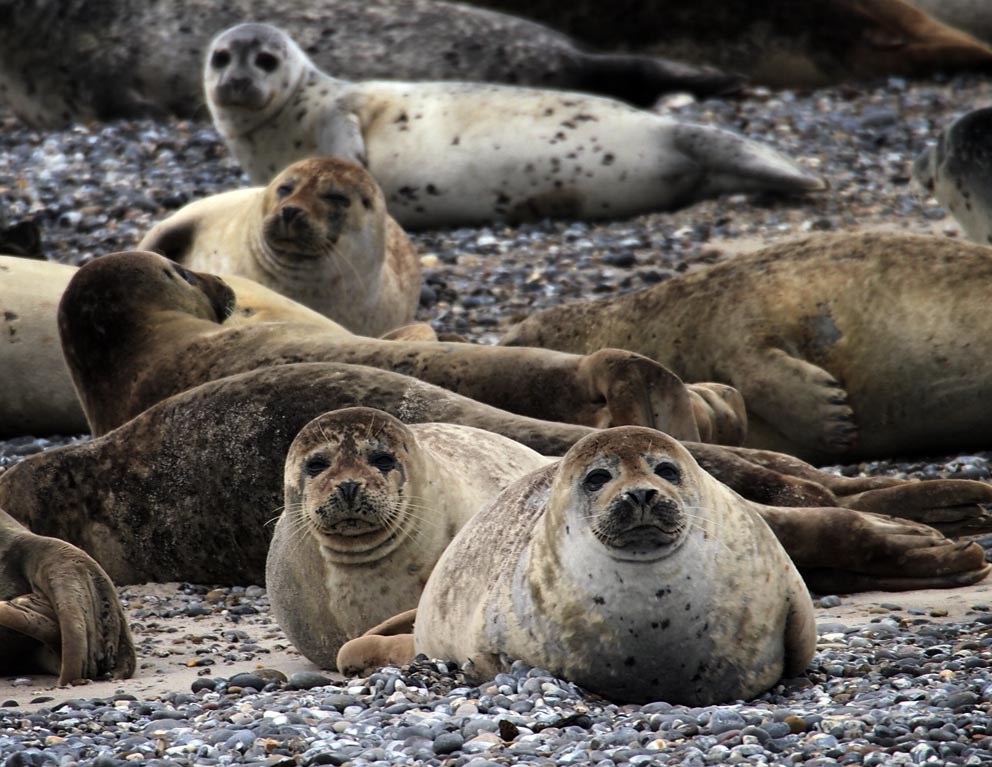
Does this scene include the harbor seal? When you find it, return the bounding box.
[465,0,992,87]
[0,363,600,585]
[502,231,992,463]
[344,427,989,702]
[267,407,552,667]
[0,0,738,128]
[912,107,992,246]
[59,252,742,445]
[204,23,825,228]
[138,157,422,336]
[910,0,992,46]
[0,508,135,683]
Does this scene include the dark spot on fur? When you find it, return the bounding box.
[602,153,615,166]
[593,595,605,605]
[451,136,460,146]
[3,311,18,322]
[426,184,440,196]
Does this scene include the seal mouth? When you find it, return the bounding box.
[607,524,685,552]
[322,517,386,538]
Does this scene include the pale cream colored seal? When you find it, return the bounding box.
[204,23,825,228]
[139,157,421,337]
[502,231,992,463]
[266,407,552,667]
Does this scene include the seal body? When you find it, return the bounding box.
[463,0,992,87]
[0,256,88,437]
[139,157,421,336]
[911,0,992,45]
[502,231,992,462]
[267,407,551,666]
[0,0,738,128]
[58,252,738,445]
[204,24,824,228]
[415,427,817,704]
[913,107,992,246]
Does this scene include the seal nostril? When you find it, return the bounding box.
[338,480,361,504]
[281,205,302,223]
[626,488,657,506]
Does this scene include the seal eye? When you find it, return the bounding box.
[583,469,611,492]
[210,50,231,70]
[276,183,294,199]
[173,265,198,286]
[305,456,330,477]
[369,452,397,473]
[654,462,681,484]
[323,192,352,207]
[255,52,280,72]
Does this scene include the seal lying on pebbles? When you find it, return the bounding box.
[0,0,739,128]
[0,255,353,439]
[0,508,135,683]
[340,427,990,702]
[465,0,992,87]
[267,407,552,667]
[912,107,992,245]
[59,252,743,444]
[138,157,422,336]
[0,363,603,585]
[204,23,825,228]
[502,231,992,463]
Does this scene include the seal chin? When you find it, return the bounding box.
[212,84,269,111]
[311,521,401,556]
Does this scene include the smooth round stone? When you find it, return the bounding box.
[289,672,334,690]
[433,731,464,755]
[227,673,267,691]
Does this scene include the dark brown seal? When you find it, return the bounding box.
[58,251,744,445]
[0,509,135,683]
[465,0,992,87]
[0,0,738,128]
[502,231,992,463]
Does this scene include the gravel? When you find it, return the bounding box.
[4,72,992,764]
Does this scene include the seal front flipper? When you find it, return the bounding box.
[337,609,417,677]
[0,512,136,683]
[685,383,747,446]
[318,108,367,168]
[838,480,992,537]
[756,506,991,593]
[740,348,858,455]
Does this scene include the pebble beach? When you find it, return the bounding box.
[3,72,992,765]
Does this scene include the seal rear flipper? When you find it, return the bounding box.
[672,123,827,197]
[685,382,747,446]
[801,561,992,594]
[573,51,743,106]
[0,594,61,675]
[138,219,198,265]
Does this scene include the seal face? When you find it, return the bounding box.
[204,23,824,228]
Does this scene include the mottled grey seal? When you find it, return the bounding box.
[342,427,990,701]
[465,0,992,87]
[204,23,824,228]
[0,363,601,585]
[58,252,743,445]
[0,508,135,683]
[0,0,738,128]
[502,231,992,463]
[912,107,992,246]
[267,407,552,667]
[139,157,422,336]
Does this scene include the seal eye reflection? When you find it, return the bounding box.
[304,456,330,478]
[583,469,612,492]
[210,50,231,70]
[654,462,681,484]
[255,52,280,72]
[276,183,294,199]
[369,451,397,474]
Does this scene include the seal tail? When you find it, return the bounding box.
[672,122,828,197]
[573,52,744,106]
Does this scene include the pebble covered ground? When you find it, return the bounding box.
[4,71,992,765]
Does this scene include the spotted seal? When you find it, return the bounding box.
[267,407,552,666]
[139,157,421,336]
[204,23,824,228]
[912,107,992,246]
